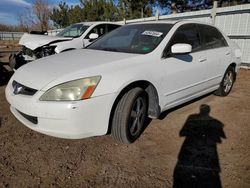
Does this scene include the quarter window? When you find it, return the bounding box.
[198,24,228,49]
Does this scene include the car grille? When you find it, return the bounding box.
[12,80,37,96]
[17,110,38,124]
[22,46,34,57]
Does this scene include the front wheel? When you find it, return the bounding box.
[214,66,236,96]
[111,87,148,144]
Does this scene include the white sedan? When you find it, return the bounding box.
[5,20,241,144]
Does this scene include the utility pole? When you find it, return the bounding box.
[123,2,126,24]
[211,1,218,25]
[155,9,159,21]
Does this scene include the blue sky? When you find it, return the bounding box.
[0,0,170,26]
[0,0,81,25]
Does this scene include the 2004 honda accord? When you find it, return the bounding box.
[5,20,241,144]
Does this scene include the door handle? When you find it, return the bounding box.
[199,57,207,63]
[225,51,231,55]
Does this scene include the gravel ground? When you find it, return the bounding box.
[0,65,250,187]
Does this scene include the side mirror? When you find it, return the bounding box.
[171,43,192,54]
[89,33,99,42]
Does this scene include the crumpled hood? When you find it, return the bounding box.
[12,49,140,90]
[19,33,72,50]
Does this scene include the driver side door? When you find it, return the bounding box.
[160,24,208,109]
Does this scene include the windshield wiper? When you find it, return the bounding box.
[59,35,75,38]
[100,47,121,52]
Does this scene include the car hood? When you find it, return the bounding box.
[12,49,141,90]
[19,33,72,50]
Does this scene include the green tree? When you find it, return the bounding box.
[118,0,154,19]
[68,5,85,24]
[103,0,120,21]
[81,0,120,21]
[50,1,70,28]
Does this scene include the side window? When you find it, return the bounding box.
[107,24,121,32]
[164,24,202,57]
[85,24,107,39]
[198,25,228,49]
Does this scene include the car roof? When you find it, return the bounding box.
[128,20,178,25]
[72,20,213,27]
[75,21,121,26]
[126,19,214,27]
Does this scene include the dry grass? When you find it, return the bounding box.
[0,40,20,49]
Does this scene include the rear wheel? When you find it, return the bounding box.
[214,66,236,96]
[111,87,147,144]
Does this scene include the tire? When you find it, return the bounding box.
[214,66,236,96]
[111,87,148,144]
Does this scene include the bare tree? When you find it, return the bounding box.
[32,0,50,31]
[17,0,51,32]
[17,8,36,32]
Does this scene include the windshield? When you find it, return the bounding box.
[87,23,173,54]
[57,24,89,38]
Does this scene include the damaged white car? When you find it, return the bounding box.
[9,22,121,69]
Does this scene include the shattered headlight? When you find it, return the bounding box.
[35,46,56,58]
[42,46,56,57]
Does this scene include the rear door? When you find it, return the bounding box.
[197,24,231,87]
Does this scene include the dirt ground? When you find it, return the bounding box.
[0,51,250,187]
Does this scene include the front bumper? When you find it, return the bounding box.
[5,82,116,139]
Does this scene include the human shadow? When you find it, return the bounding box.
[173,104,226,188]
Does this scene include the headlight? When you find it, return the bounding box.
[40,76,101,101]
